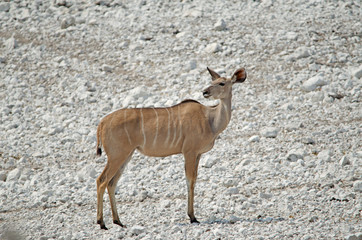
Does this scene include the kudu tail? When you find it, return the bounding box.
[96,122,102,156]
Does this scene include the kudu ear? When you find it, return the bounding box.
[231,68,247,83]
[207,67,221,81]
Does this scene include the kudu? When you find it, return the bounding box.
[96,67,247,229]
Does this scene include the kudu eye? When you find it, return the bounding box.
[219,82,225,86]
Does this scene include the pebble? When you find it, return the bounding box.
[261,127,279,138]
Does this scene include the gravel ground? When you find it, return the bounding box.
[0,0,361,239]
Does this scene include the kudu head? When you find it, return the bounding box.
[203,67,247,100]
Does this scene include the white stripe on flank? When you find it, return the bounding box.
[165,108,171,144]
[152,108,159,147]
[140,109,146,147]
[170,108,177,147]
[123,110,132,145]
[175,105,183,146]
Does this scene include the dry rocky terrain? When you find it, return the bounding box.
[0,0,361,239]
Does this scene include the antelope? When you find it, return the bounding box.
[96,67,247,229]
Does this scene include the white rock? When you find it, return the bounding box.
[248,135,260,142]
[345,233,362,240]
[202,155,217,168]
[285,31,298,40]
[294,47,311,59]
[101,64,113,73]
[287,149,305,162]
[261,127,279,138]
[204,43,221,54]
[6,168,21,182]
[0,171,6,181]
[353,181,362,193]
[351,66,362,79]
[161,199,171,208]
[122,95,135,107]
[318,149,331,162]
[225,187,239,195]
[183,9,202,18]
[339,156,350,166]
[17,8,30,21]
[223,179,237,188]
[61,16,75,29]
[302,75,327,92]
[187,59,197,71]
[131,225,146,235]
[214,19,227,31]
[0,2,10,12]
[78,165,97,182]
[259,192,273,199]
[129,86,150,99]
[5,37,18,50]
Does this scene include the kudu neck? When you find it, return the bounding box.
[210,95,232,135]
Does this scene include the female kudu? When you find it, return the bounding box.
[96,67,247,229]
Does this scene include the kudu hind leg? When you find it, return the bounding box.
[107,152,133,228]
[97,151,133,230]
[184,153,201,223]
[96,164,110,230]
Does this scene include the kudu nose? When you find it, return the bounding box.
[203,89,210,98]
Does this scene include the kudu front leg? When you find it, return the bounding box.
[184,153,201,224]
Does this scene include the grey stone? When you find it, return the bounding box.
[61,16,75,29]
[214,19,227,31]
[0,171,7,181]
[287,149,305,162]
[203,155,217,168]
[5,37,18,50]
[131,225,146,235]
[302,75,327,92]
[204,43,221,53]
[318,149,331,162]
[340,156,350,166]
[353,181,362,193]
[351,66,362,79]
[6,168,21,182]
[261,127,279,138]
[248,135,260,142]
[259,192,273,199]
[0,2,10,12]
